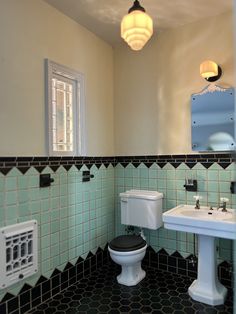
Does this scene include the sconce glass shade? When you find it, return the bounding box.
[121,9,153,51]
[200,60,218,78]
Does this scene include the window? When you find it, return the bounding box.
[45,60,86,156]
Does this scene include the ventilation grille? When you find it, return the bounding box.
[0,220,38,289]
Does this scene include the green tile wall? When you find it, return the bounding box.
[0,158,235,301]
[0,164,114,300]
[115,162,236,262]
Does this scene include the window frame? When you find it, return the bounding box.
[45,59,86,156]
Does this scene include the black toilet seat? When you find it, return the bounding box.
[109,235,146,252]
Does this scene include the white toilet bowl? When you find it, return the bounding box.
[110,190,163,286]
[108,235,147,286]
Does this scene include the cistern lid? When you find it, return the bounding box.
[120,190,163,200]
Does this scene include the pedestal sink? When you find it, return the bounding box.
[163,205,236,306]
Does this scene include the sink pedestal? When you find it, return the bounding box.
[188,235,227,305]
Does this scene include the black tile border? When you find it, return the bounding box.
[0,246,109,314]
[116,152,235,169]
[0,244,233,314]
[0,153,235,175]
[0,156,117,175]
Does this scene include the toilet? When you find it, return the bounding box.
[108,190,163,286]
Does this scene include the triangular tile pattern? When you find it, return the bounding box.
[177,163,190,170]
[149,163,160,170]
[76,256,85,264]
[192,163,206,170]
[0,168,12,175]
[95,163,102,169]
[64,262,74,270]
[95,247,103,253]
[34,166,46,173]
[157,248,169,255]
[171,162,182,169]
[144,162,153,168]
[49,165,60,172]
[171,251,183,258]
[35,276,47,285]
[50,269,61,277]
[219,162,231,169]
[146,245,155,253]
[19,284,32,294]
[41,166,54,174]
[75,164,83,170]
[18,167,30,175]
[157,162,167,169]
[1,293,15,302]
[219,260,231,268]
[0,153,234,175]
[86,252,94,259]
[186,162,196,169]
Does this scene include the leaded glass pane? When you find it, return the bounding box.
[51,77,74,152]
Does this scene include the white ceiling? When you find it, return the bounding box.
[44,0,232,46]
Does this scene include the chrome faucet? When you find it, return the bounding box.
[195,199,200,210]
[218,197,229,212]
[193,195,201,210]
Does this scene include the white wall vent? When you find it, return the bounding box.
[0,220,38,289]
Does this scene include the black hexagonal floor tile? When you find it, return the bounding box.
[140,305,153,313]
[29,262,233,314]
[45,307,57,314]
[98,304,110,312]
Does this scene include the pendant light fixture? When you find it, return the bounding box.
[121,0,153,51]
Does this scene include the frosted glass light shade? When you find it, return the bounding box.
[200,60,218,78]
[121,10,153,51]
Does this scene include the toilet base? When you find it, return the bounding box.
[117,262,146,286]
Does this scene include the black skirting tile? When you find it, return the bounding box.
[7,296,19,313]
[0,303,6,314]
[19,290,30,307]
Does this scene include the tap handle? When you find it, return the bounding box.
[220,197,229,203]
[219,197,229,212]
[193,195,202,209]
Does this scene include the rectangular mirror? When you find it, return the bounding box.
[191,85,235,151]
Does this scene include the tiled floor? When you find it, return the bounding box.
[29,263,233,314]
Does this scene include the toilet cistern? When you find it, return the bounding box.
[108,190,163,286]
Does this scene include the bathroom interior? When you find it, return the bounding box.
[0,0,236,313]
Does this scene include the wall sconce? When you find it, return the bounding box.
[200,60,222,82]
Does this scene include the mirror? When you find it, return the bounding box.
[191,85,235,151]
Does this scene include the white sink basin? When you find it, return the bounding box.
[180,208,233,220]
[163,205,236,239]
[163,204,236,306]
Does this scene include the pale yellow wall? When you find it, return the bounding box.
[0,2,234,157]
[0,0,114,156]
[114,11,234,155]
